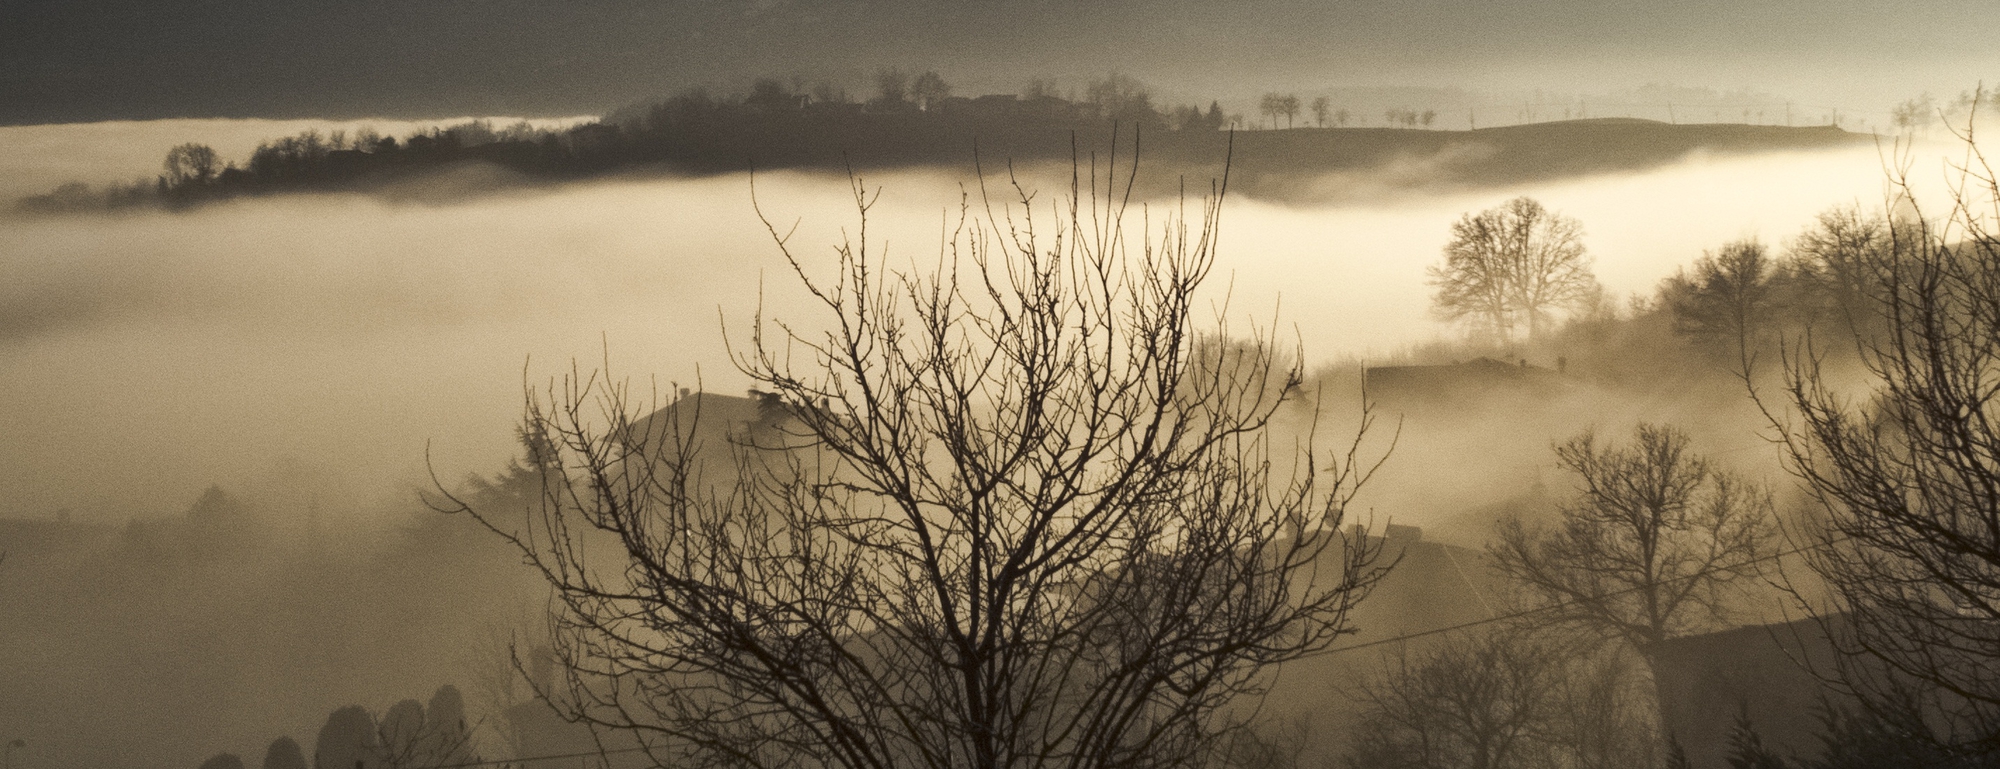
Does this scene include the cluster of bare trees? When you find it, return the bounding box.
[1383,109,1438,129]
[1346,627,1659,769]
[1655,208,1892,362]
[444,144,1394,769]
[865,69,952,111]
[1259,93,1301,129]
[1342,423,1776,769]
[1255,94,1359,129]
[1765,145,2000,757]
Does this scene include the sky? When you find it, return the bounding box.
[3,0,1997,124]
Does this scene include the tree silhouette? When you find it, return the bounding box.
[871,68,910,110]
[1662,239,1783,356]
[164,143,220,188]
[1084,72,1157,123]
[1768,152,2000,755]
[1491,423,1774,653]
[1345,629,1571,769]
[910,71,951,111]
[439,145,1392,769]
[1311,96,1331,128]
[1428,196,1598,340]
[1786,206,1888,332]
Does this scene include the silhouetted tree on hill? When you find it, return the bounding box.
[164,143,219,188]
[871,67,911,110]
[378,700,426,768]
[746,78,798,112]
[911,70,951,111]
[1086,72,1160,124]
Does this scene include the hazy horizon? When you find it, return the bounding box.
[0,115,1970,525]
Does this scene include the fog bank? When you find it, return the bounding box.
[0,118,1969,524]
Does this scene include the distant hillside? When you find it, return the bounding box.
[13,100,1871,214]
[1207,119,1867,199]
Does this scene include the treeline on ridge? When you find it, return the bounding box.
[15,70,1868,214]
[16,72,1231,213]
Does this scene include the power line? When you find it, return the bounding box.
[1303,536,1826,660]
[427,745,652,769]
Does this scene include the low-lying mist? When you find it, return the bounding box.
[0,118,1961,525]
[3,116,1988,769]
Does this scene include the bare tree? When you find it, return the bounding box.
[1661,238,1782,356]
[1343,628,1570,769]
[1428,197,1599,340]
[1890,93,1938,134]
[1546,646,1661,769]
[1085,73,1157,123]
[1491,423,1775,653]
[872,68,910,109]
[1278,95,1301,129]
[1312,97,1332,129]
[1767,142,2000,755]
[164,142,219,187]
[439,146,1392,769]
[911,71,951,111]
[1259,93,1283,129]
[1786,206,1890,332]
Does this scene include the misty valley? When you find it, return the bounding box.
[3,71,2000,769]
